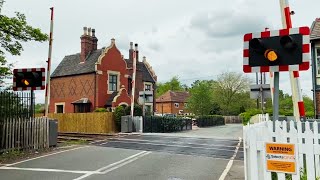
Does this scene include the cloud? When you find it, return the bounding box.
[190,10,270,39]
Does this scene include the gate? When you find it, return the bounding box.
[0,90,35,120]
[244,120,320,180]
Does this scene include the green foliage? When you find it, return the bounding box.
[114,106,125,132]
[187,80,214,116]
[35,103,44,113]
[156,76,185,97]
[0,2,48,81]
[212,72,252,115]
[239,108,261,125]
[196,115,225,127]
[144,116,192,133]
[94,108,108,112]
[125,104,143,116]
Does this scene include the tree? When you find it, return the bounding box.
[187,80,214,115]
[0,1,48,84]
[156,76,185,97]
[212,72,252,115]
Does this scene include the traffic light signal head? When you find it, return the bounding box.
[13,68,45,91]
[243,26,310,73]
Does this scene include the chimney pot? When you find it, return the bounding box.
[111,38,115,44]
[88,27,92,36]
[92,29,96,37]
[134,43,138,51]
[83,27,88,35]
[130,42,133,49]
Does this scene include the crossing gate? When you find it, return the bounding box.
[243,120,320,180]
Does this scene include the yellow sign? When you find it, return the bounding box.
[265,143,296,174]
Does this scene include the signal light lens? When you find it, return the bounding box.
[22,79,30,86]
[264,49,278,61]
[280,35,296,51]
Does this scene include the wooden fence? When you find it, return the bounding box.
[44,113,116,134]
[224,116,242,123]
[244,120,320,180]
[0,117,49,152]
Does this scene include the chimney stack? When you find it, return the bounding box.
[80,27,97,63]
[92,29,98,50]
[135,43,139,62]
[129,42,134,61]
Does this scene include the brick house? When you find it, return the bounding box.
[311,18,320,118]
[49,27,157,113]
[155,90,190,115]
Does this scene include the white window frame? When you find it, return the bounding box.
[55,102,65,113]
[174,103,179,108]
[107,71,120,94]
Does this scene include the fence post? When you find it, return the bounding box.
[313,121,320,177]
[305,122,316,180]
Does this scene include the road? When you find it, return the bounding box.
[0,124,244,180]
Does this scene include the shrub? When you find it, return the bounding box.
[94,108,108,112]
[125,104,143,116]
[143,116,192,133]
[239,109,261,125]
[114,106,125,132]
[196,115,225,127]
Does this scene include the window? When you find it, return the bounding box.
[128,78,132,95]
[174,103,179,108]
[74,104,90,113]
[317,48,320,76]
[145,84,151,91]
[179,110,184,114]
[56,105,64,113]
[109,74,118,91]
[184,103,188,108]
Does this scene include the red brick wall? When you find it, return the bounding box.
[50,73,95,113]
[155,102,189,115]
[96,44,129,108]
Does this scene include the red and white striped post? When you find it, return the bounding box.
[279,0,306,120]
[130,46,137,118]
[44,7,54,117]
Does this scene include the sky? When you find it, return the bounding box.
[1,0,320,103]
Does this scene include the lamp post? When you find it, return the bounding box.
[161,97,164,116]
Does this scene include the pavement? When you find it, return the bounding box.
[0,123,244,180]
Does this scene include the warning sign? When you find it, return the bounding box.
[265,143,297,174]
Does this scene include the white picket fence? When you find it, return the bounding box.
[243,120,320,180]
[0,117,49,152]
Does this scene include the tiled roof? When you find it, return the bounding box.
[124,59,155,83]
[105,91,118,107]
[311,18,320,40]
[156,90,190,103]
[51,49,103,78]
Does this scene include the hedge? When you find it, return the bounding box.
[143,116,192,133]
[196,115,225,127]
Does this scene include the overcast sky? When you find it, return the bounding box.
[2,0,320,103]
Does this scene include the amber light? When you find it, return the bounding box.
[264,49,278,62]
[22,79,30,86]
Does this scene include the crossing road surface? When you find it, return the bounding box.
[0,125,244,180]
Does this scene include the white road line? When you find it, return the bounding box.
[0,166,103,174]
[5,146,88,167]
[99,142,108,145]
[73,151,150,180]
[218,137,242,180]
[110,137,240,148]
[102,152,151,174]
[108,140,238,152]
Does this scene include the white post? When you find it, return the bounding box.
[130,46,137,119]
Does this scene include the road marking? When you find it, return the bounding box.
[73,151,150,180]
[110,137,240,148]
[101,152,151,174]
[5,146,88,167]
[0,166,103,174]
[107,140,239,152]
[99,142,108,145]
[218,137,242,180]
